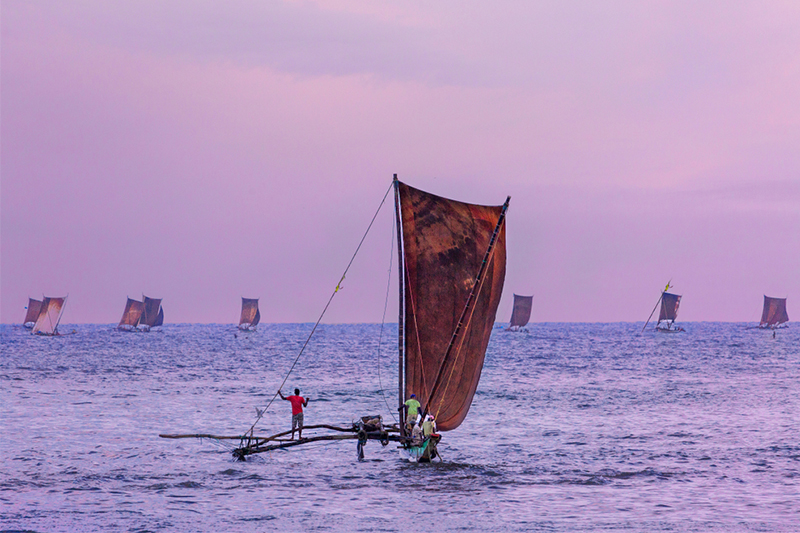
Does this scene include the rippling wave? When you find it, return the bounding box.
[1,322,798,531]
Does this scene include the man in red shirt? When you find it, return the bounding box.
[279,388,310,440]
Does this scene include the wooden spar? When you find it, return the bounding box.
[642,293,665,332]
[394,174,406,438]
[233,431,410,459]
[422,196,510,418]
[159,424,362,442]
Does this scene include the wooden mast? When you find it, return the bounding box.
[393,174,406,438]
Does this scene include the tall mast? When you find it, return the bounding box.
[393,174,406,437]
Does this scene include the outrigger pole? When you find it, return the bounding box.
[161,423,405,461]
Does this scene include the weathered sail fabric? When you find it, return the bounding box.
[509,294,533,328]
[118,298,144,329]
[398,181,507,432]
[32,296,67,335]
[141,297,163,328]
[658,292,681,322]
[24,298,43,327]
[760,296,789,327]
[239,298,260,329]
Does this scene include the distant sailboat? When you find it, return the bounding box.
[118,297,145,331]
[31,296,68,336]
[507,294,533,331]
[23,298,43,328]
[239,298,260,331]
[656,292,684,332]
[642,282,684,333]
[759,296,788,329]
[140,296,164,331]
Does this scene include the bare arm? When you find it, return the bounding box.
[303,397,309,407]
[278,390,286,400]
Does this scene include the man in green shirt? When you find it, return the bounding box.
[403,394,421,431]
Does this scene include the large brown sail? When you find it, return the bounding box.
[658,292,681,323]
[509,294,533,328]
[24,298,43,328]
[118,298,144,329]
[141,296,163,328]
[32,296,67,335]
[239,298,260,329]
[760,296,789,327]
[398,181,507,432]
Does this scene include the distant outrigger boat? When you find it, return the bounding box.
[140,296,164,331]
[643,282,685,333]
[238,298,260,331]
[31,296,68,336]
[162,175,509,463]
[23,298,43,328]
[118,295,164,331]
[507,294,533,331]
[759,296,789,329]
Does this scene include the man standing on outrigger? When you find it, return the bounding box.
[279,388,309,440]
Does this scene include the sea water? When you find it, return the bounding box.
[1,323,798,532]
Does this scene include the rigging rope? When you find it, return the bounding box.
[376,211,398,423]
[244,182,394,441]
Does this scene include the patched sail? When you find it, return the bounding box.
[141,296,163,328]
[509,294,533,328]
[658,292,681,323]
[24,298,43,328]
[760,296,789,328]
[397,180,508,432]
[118,298,144,329]
[32,296,67,335]
[239,298,260,330]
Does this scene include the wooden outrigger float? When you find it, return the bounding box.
[162,175,509,463]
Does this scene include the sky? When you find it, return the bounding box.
[1,0,799,324]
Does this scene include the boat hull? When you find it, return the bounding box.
[401,435,441,463]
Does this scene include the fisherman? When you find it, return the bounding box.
[411,422,423,446]
[278,388,309,440]
[422,414,436,437]
[403,393,421,432]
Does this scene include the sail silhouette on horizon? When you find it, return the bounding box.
[508,294,533,330]
[239,298,260,330]
[32,296,67,335]
[24,298,43,328]
[118,298,145,330]
[141,296,164,330]
[760,296,788,328]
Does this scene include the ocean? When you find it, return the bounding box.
[1,322,798,532]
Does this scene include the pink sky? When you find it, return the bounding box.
[2,1,799,324]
